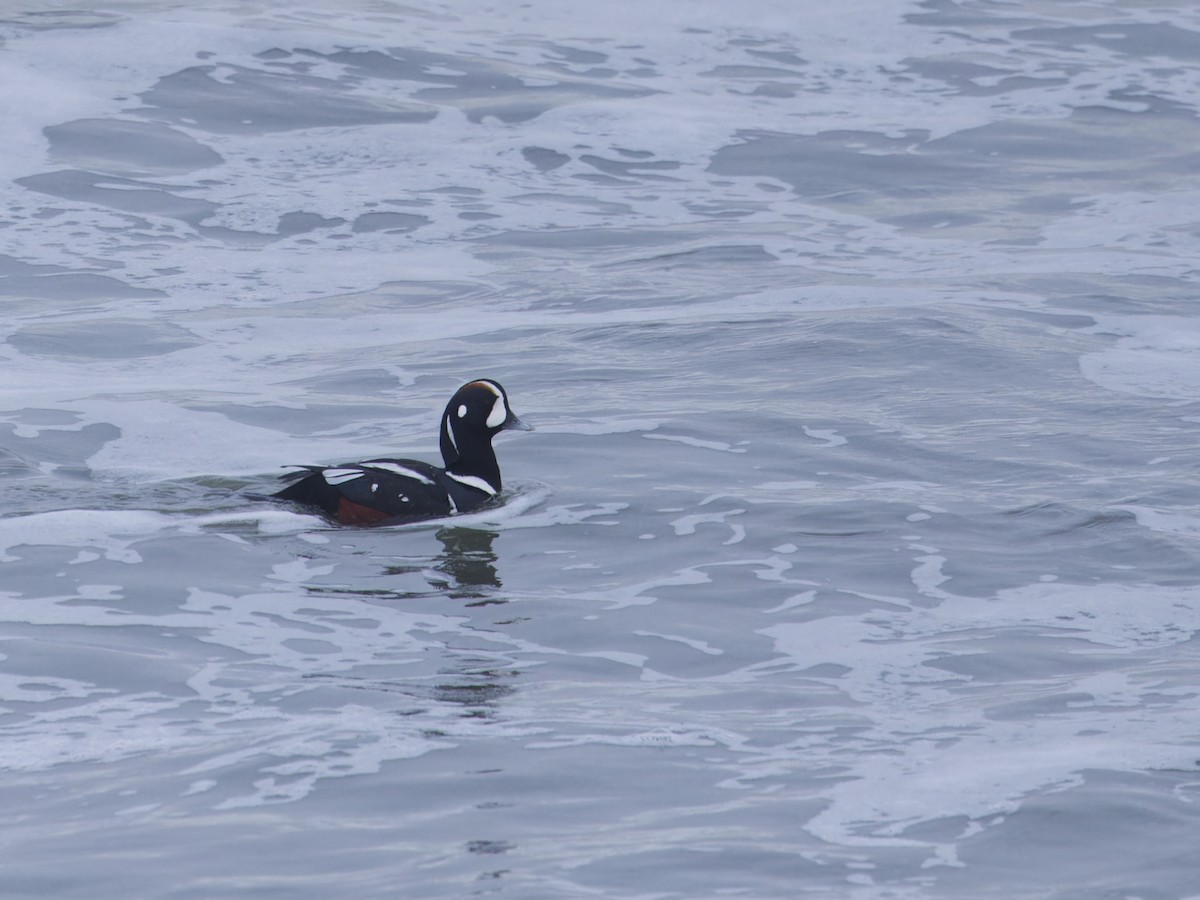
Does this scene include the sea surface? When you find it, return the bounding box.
[2,1,1200,897]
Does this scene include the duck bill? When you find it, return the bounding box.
[503,413,533,432]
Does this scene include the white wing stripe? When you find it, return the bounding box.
[323,468,365,485]
[366,462,434,484]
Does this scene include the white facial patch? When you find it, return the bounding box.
[366,462,434,484]
[444,416,458,452]
[458,404,467,418]
[322,468,364,485]
[485,395,507,429]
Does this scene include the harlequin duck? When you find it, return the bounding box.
[273,379,532,525]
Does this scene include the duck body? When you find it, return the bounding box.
[273,379,531,526]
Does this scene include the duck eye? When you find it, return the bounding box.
[457,404,467,418]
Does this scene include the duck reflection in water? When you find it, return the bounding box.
[425,528,516,709]
[380,526,503,601]
[353,526,517,711]
[432,526,503,601]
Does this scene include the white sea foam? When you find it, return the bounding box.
[759,576,1200,853]
[0,509,173,563]
[1081,314,1200,399]
[2,0,1200,891]
[0,506,320,565]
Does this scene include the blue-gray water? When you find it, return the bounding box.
[3,1,1200,897]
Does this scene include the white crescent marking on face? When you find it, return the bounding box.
[485,396,507,428]
[446,471,497,495]
[323,468,365,485]
[365,462,435,484]
[444,415,458,452]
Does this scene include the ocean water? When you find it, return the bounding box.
[2,0,1200,896]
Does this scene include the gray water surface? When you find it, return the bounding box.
[2,1,1200,897]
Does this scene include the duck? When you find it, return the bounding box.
[273,379,531,525]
